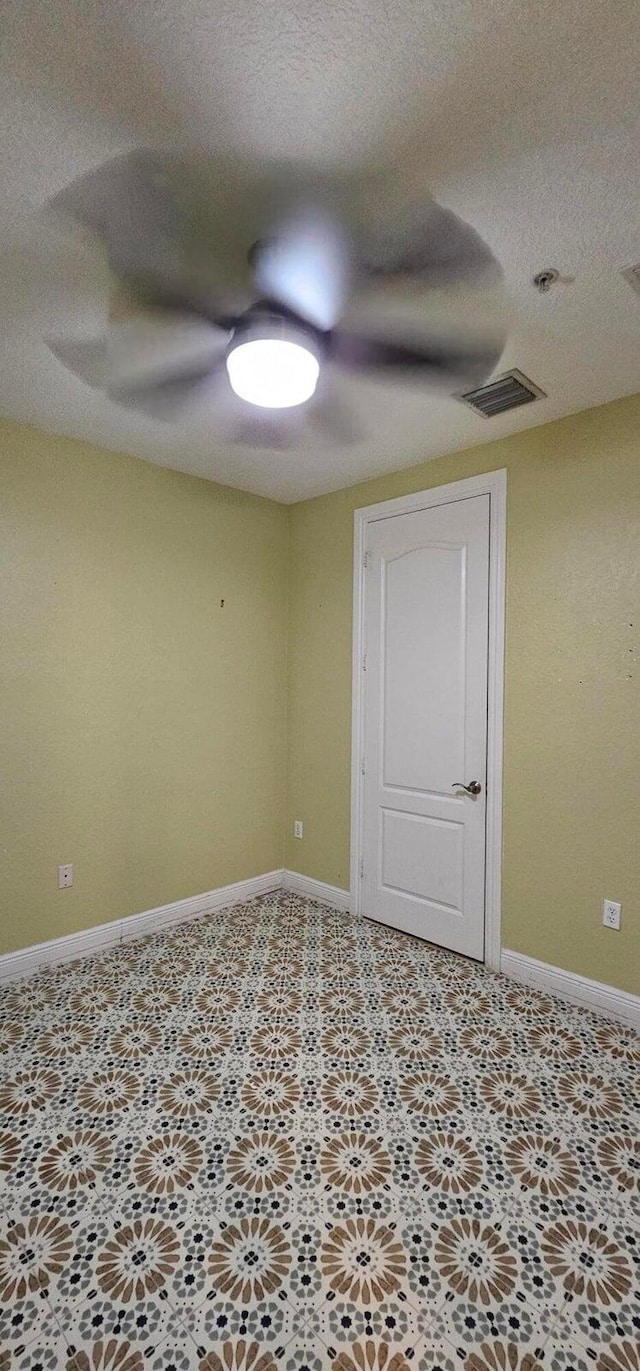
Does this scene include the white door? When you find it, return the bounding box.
[361,493,490,959]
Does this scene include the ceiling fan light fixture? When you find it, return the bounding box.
[226,321,320,409]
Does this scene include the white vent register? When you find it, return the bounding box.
[460,369,545,417]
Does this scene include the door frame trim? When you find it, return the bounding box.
[350,468,507,970]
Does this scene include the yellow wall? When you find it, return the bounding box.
[2,398,639,993]
[0,420,288,955]
[285,394,640,994]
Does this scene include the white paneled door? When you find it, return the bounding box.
[361,493,490,959]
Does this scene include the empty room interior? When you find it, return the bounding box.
[0,2,639,1369]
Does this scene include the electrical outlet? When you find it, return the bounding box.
[293,820,303,840]
[602,899,621,930]
[58,863,73,889]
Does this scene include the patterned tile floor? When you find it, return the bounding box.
[0,892,638,1371]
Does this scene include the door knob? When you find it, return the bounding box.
[452,780,482,796]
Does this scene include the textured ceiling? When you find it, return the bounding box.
[1,0,639,502]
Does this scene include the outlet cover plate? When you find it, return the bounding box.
[602,899,621,930]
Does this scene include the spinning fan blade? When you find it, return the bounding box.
[46,337,109,387]
[49,151,245,324]
[51,152,188,285]
[251,211,350,331]
[228,413,302,450]
[48,310,229,406]
[109,362,225,421]
[104,313,229,391]
[360,196,502,288]
[307,384,362,446]
[330,330,502,388]
[227,380,361,451]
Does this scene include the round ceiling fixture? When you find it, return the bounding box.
[226,319,320,409]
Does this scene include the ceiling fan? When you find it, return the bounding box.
[46,150,506,442]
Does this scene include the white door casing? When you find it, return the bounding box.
[350,470,506,968]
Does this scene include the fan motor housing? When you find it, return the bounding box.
[227,307,322,359]
[226,311,322,408]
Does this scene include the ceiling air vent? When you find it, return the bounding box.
[460,368,546,418]
[620,263,640,297]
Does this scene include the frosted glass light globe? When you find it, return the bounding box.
[226,336,319,409]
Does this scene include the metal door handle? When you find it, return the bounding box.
[452,780,482,796]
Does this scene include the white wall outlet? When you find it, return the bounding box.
[293,820,304,839]
[602,899,621,930]
[58,863,73,889]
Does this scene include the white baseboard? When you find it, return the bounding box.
[282,869,351,912]
[501,949,640,1029]
[0,869,284,984]
[5,879,634,1032]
